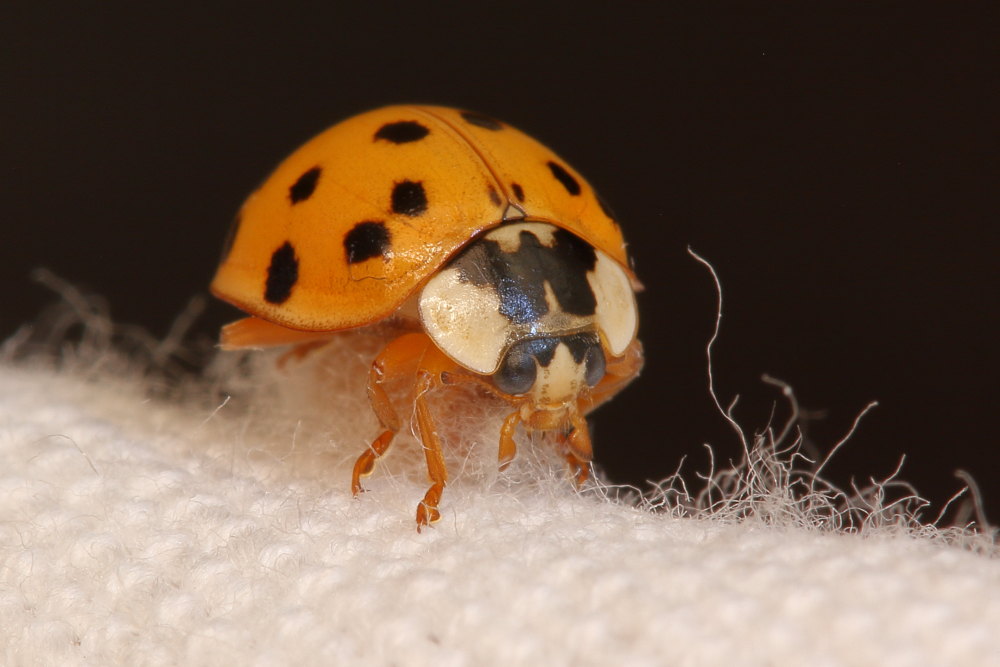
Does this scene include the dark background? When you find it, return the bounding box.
[3,4,996,522]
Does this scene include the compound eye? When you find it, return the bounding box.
[493,348,537,395]
[583,344,606,387]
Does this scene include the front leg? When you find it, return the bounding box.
[497,411,521,470]
[556,340,643,486]
[434,340,642,484]
[560,410,594,486]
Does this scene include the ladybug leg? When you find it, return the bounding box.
[580,339,645,415]
[438,372,523,472]
[351,432,394,497]
[219,316,336,350]
[553,339,643,485]
[497,411,521,470]
[413,371,448,531]
[352,332,462,530]
[217,316,337,367]
[351,333,425,496]
[560,410,594,487]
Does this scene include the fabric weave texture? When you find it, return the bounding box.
[1,358,998,666]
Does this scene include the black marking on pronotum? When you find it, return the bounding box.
[374,120,430,144]
[488,185,502,207]
[547,161,581,196]
[391,180,427,217]
[460,110,502,130]
[549,229,598,311]
[344,221,391,264]
[289,167,321,204]
[451,227,598,324]
[511,183,525,202]
[264,242,299,304]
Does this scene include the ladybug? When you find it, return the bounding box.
[211,105,643,529]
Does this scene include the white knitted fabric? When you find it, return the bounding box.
[1,336,999,666]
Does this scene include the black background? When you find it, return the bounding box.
[3,4,996,522]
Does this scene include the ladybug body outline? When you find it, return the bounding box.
[212,105,643,529]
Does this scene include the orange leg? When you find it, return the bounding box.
[498,411,521,470]
[351,430,394,496]
[351,333,423,496]
[435,367,525,473]
[413,371,448,530]
[579,339,645,415]
[351,332,465,530]
[217,316,338,367]
[218,316,337,350]
[561,410,594,486]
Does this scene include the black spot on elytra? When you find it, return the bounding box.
[511,183,525,202]
[460,110,502,130]
[547,161,580,196]
[289,167,321,204]
[391,180,427,217]
[451,227,597,325]
[344,221,391,264]
[374,120,430,144]
[488,186,502,207]
[264,242,299,304]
